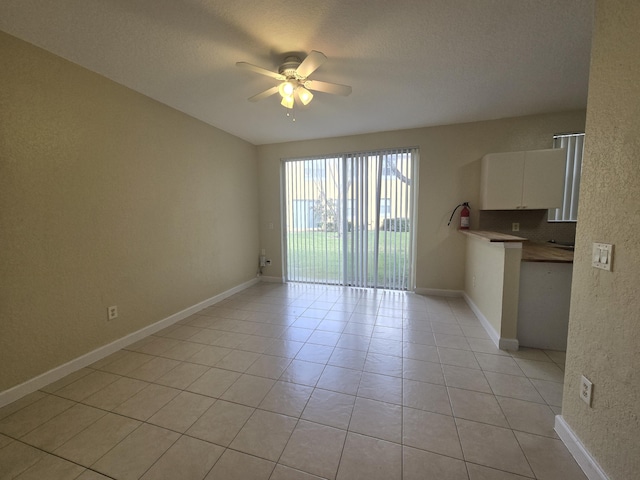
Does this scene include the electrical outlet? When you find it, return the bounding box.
[580,375,593,406]
[107,305,118,321]
[512,223,520,232]
[265,259,272,266]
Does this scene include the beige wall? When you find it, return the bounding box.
[0,32,259,392]
[257,111,586,288]
[562,1,640,478]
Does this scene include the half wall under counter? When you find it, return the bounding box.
[460,230,527,350]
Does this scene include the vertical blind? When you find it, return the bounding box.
[549,133,585,222]
[283,147,418,290]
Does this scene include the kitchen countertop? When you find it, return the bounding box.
[522,243,574,263]
[458,230,528,242]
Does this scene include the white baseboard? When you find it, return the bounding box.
[414,288,463,297]
[0,277,260,408]
[462,292,518,351]
[260,276,284,283]
[555,415,610,480]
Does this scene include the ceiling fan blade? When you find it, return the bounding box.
[304,79,352,96]
[236,62,285,81]
[296,50,327,78]
[248,86,279,102]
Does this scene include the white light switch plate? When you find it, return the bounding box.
[592,243,613,271]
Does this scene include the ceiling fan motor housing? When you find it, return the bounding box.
[279,56,303,79]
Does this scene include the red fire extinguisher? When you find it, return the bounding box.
[448,202,471,230]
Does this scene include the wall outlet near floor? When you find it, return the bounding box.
[107,305,118,321]
[580,375,593,406]
[512,222,520,232]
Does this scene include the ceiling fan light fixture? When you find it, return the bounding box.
[278,80,296,98]
[281,95,294,109]
[296,86,313,105]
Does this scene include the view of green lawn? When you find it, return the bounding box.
[286,230,411,289]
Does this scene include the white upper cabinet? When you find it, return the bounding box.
[480,148,566,210]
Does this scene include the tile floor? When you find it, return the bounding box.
[0,283,587,480]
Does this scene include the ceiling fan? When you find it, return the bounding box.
[236,51,352,109]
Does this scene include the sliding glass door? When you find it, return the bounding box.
[283,148,418,290]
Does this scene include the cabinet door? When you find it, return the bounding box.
[480,151,525,209]
[522,149,565,209]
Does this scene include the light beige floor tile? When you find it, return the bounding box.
[185,367,241,397]
[76,471,112,479]
[368,337,403,356]
[54,371,121,402]
[438,348,481,369]
[443,365,492,393]
[301,389,355,430]
[280,360,325,386]
[328,348,367,369]
[403,358,445,384]
[349,397,402,443]
[147,391,215,432]
[127,356,181,382]
[270,464,326,480]
[280,420,347,479]
[258,381,313,417]
[159,325,203,341]
[357,372,402,404]
[456,419,533,477]
[510,348,553,362]
[92,423,179,480]
[461,325,492,340]
[220,374,276,407]
[295,343,335,364]
[113,384,181,421]
[186,345,233,367]
[403,446,469,480]
[0,441,45,479]
[466,338,510,356]
[431,323,464,336]
[82,377,149,410]
[364,352,403,377]
[448,388,509,427]
[515,431,587,480]
[403,343,440,362]
[40,369,92,394]
[434,334,471,350]
[0,434,12,449]
[155,362,209,389]
[475,353,525,376]
[229,410,297,461]
[215,349,261,372]
[54,413,141,466]
[205,449,274,479]
[543,350,566,365]
[341,323,374,337]
[372,325,403,341]
[13,453,85,480]
[21,403,105,450]
[131,337,182,356]
[162,341,206,361]
[484,372,545,403]
[100,351,154,375]
[466,462,532,479]
[280,327,314,343]
[265,340,305,358]
[531,378,564,407]
[316,365,362,395]
[0,394,75,438]
[318,319,348,333]
[238,335,277,354]
[403,407,463,459]
[307,331,341,347]
[89,351,129,370]
[514,359,565,383]
[336,432,402,480]
[0,391,47,421]
[141,435,224,480]
[497,397,558,438]
[186,399,254,446]
[402,378,452,415]
[246,354,292,379]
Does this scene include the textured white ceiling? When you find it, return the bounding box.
[0,0,594,145]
